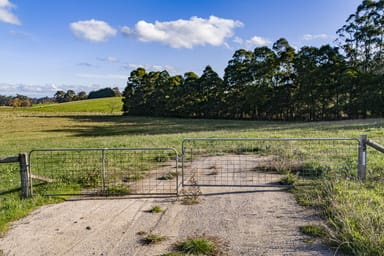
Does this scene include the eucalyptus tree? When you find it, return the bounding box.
[166,74,184,116]
[318,45,349,120]
[272,38,296,120]
[54,90,66,103]
[294,46,320,120]
[337,0,384,72]
[198,66,224,118]
[178,71,200,117]
[246,46,278,119]
[122,67,147,115]
[336,0,384,118]
[223,49,254,118]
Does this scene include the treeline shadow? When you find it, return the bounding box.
[42,114,276,137]
[41,114,384,137]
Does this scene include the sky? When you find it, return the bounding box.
[0,0,362,98]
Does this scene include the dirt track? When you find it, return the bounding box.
[0,185,336,256]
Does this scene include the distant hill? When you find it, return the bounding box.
[28,97,123,113]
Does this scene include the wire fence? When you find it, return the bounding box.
[181,138,359,187]
[29,148,179,197]
[21,137,365,197]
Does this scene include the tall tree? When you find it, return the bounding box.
[54,90,66,103]
[198,66,224,118]
[337,0,384,72]
[122,67,148,115]
[224,49,254,118]
[247,46,278,119]
[272,38,296,120]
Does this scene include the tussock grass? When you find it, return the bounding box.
[160,253,183,256]
[174,237,224,256]
[140,233,168,245]
[105,184,130,196]
[300,225,327,238]
[325,181,384,255]
[293,179,384,255]
[158,172,177,180]
[149,205,162,213]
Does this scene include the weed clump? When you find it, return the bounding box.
[149,205,162,213]
[140,233,168,245]
[300,225,327,238]
[105,184,130,196]
[181,173,201,205]
[160,253,183,256]
[158,172,177,180]
[174,237,224,255]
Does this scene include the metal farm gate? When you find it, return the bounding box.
[181,138,360,188]
[28,148,179,197]
[26,137,363,198]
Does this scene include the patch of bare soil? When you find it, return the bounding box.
[0,156,337,256]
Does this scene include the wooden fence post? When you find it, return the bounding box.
[19,153,30,199]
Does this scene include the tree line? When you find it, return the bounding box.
[53,87,121,103]
[0,87,121,107]
[123,0,384,121]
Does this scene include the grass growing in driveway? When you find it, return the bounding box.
[149,205,163,213]
[174,237,223,255]
[140,233,168,245]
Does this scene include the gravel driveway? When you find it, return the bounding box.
[0,186,336,256]
[0,155,337,255]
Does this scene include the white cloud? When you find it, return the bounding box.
[0,83,125,98]
[0,0,21,25]
[9,30,33,39]
[246,36,271,48]
[123,63,177,74]
[78,62,94,67]
[97,56,119,63]
[76,73,127,80]
[233,36,244,44]
[303,33,328,41]
[233,35,271,49]
[121,26,133,35]
[121,16,243,48]
[70,19,117,42]
[0,83,70,97]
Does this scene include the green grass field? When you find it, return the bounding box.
[1,98,384,255]
[28,96,123,113]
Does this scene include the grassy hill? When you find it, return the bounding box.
[28,97,123,113]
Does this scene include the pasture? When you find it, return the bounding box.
[1,98,384,254]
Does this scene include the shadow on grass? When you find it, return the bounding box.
[39,114,384,137]
[41,115,276,137]
[0,187,21,196]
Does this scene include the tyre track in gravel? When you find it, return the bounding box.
[60,199,147,255]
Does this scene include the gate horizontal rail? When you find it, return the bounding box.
[182,138,359,188]
[29,147,179,197]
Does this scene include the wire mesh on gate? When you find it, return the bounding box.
[181,138,359,187]
[29,148,179,197]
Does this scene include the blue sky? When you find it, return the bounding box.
[0,0,362,97]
